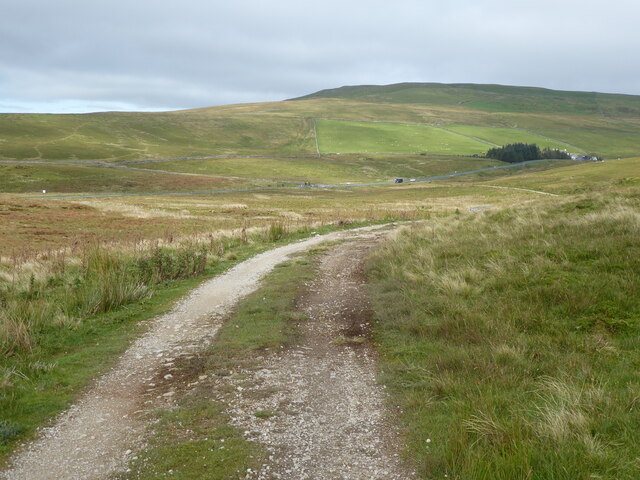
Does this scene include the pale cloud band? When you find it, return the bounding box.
[1,0,638,113]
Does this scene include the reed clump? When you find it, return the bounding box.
[0,244,211,357]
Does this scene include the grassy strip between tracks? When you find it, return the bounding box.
[367,191,640,479]
[115,247,321,479]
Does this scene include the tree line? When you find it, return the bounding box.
[485,143,570,163]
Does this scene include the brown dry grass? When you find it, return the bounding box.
[0,182,519,266]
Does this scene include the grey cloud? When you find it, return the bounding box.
[1,0,639,112]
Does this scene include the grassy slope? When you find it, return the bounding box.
[295,84,640,158]
[0,163,245,195]
[1,84,639,167]
[485,157,640,194]
[0,112,316,161]
[316,120,488,155]
[367,163,640,479]
[133,155,502,184]
[445,125,574,151]
[297,82,640,117]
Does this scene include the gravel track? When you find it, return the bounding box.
[1,225,395,480]
[220,235,415,479]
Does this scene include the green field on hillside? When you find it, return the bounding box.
[445,125,576,151]
[316,119,489,154]
[314,119,584,156]
[531,125,640,159]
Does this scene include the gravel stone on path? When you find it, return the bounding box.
[220,236,415,480]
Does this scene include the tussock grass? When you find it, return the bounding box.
[368,191,640,479]
[0,245,207,357]
[263,221,289,242]
[0,215,361,358]
[0,216,323,358]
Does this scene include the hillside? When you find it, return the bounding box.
[2,82,640,478]
[293,82,640,117]
[0,83,639,174]
[367,160,640,478]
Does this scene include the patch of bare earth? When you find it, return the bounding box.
[220,237,415,479]
[0,225,396,480]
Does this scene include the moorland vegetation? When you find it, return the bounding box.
[1,83,639,477]
[368,187,640,479]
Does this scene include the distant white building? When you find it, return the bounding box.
[570,153,602,162]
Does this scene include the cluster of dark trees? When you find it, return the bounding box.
[485,143,570,163]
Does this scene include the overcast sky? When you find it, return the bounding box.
[1,0,639,113]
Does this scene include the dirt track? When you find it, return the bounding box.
[1,225,402,480]
[221,236,415,479]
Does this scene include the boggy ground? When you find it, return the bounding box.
[217,236,415,479]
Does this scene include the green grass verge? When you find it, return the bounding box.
[367,192,640,479]
[0,277,199,460]
[114,401,262,480]
[117,249,319,479]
